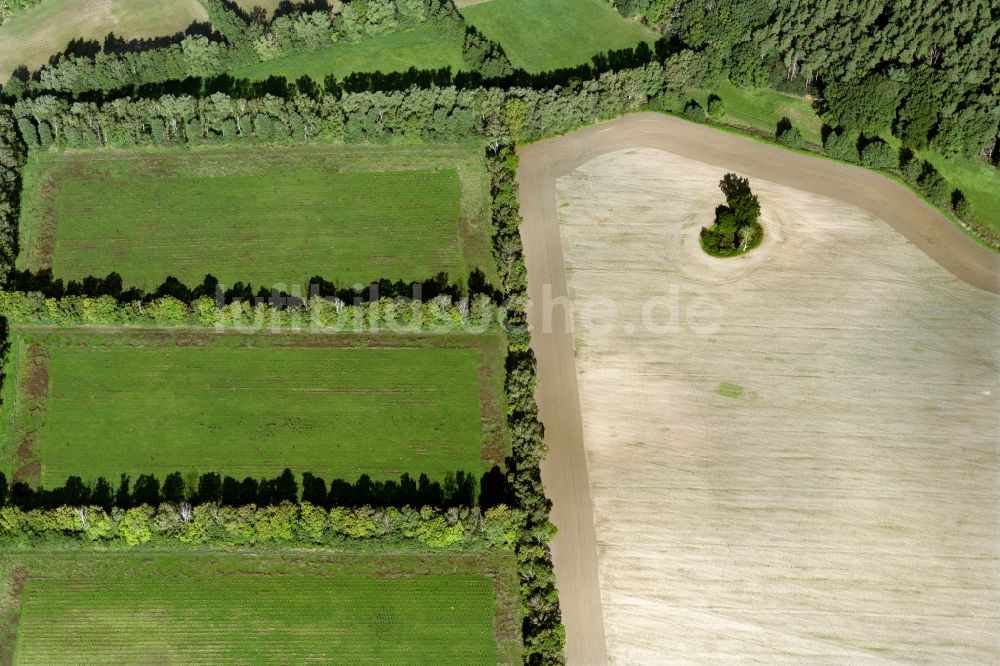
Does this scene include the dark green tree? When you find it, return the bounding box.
[701,173,763,256]
[162,472,186,503]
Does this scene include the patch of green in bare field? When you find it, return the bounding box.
[716,382,744,399]
[0,549,521,664]
[18,144,492,291]
[0,327,507,486]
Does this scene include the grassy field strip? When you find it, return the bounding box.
[53,169,461,288]
[230,23,466,82]
[1,328,506,485]
[5,550,519,664]
[19,144,492,289]
[0,0,206,81]
[459,0,655,72]
[690,81,824,146]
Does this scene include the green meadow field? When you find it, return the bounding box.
[18,144,492,290]
[0,328,506,486]
[690,81,825,147]
[2,550,521,664]
[459,0,655,72]
[231,23,466,82]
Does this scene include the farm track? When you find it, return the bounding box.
[517,113,1000,664]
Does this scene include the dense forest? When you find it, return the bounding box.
[616,0,998,163]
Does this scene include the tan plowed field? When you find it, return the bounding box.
[518,114,1000,664]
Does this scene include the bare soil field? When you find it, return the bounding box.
[518,114,1000,664]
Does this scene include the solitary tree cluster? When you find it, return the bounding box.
[700,173,763,257]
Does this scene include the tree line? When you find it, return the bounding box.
[7,61,667,156]
[0,499,520,549]
[0,467,508,512]
[0,109,24,280]
[3,0,511,97]
[0,288,505,332]
[487,147,565,662]
[9,267,500,308]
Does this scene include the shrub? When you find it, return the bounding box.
[917,164,950,205]
[683,100,705,123]
[952,191,972,220]
[901,155,925,183]
[707,94,725,120]
[859,139,897,170]
[775,117,802,149]
[824,130,859,162]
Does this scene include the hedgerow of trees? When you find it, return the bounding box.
[8,267,499,308]
[0,288,504,331]
[0,467,507,512]
[3,0,510,97]
[0,497,520,549]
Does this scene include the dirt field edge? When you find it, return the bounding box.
[517,112,1000,665]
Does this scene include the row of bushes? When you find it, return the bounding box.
[0,468,503,512]
[7,0,510,96]
[0,289,506,332]
[0,500,520,548]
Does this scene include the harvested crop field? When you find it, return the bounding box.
[18,144,492,290]
[0,0,207,81]
[519,115,1000,663]
[1,549,520,664]
[0,328,506,486]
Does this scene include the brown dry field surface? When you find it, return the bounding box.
[518,114,1000,664]
[0,0,207,80]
